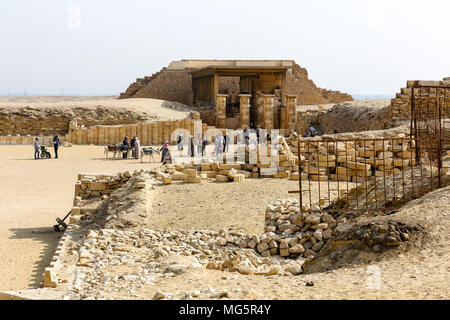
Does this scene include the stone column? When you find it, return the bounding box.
[262,94,275,131]
[286,94,297,130]
[239,94,251,129]
[216,94,228,128]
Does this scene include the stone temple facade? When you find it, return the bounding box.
[119,60,353,130]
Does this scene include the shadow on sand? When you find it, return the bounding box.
[9,227,62,289]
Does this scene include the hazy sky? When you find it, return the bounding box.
[0,0,449,96]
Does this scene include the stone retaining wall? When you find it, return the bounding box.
[387,78,450,125]
[287,133,418,182]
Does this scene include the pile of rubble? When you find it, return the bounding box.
[155,136,298,184]
[264,198,336,259]
[75,172,133,199]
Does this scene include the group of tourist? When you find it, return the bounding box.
[33,135,61,159]
[121,135,141,159]
[32,126,314,161]
[176,133,208,157]
[121,135,171,164]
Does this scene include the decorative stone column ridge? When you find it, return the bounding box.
[286,94,297,130]
[216,94,228,129]
[262,94,275,130]
[239,94,251,129]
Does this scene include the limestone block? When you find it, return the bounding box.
[227,168,238,179]
[345,161,371,171]
[309,174,328,181]
[215,174,229,183]
[205,171,218,178]
[90,182,106,191]
[162,174,172,185]
[220,163,242,170]
[184,169,198,177]
[200,163,211,171]
[171,172,188,180]
[274,172,289,179]
[43,267,57,288]
[185,176,201,183]
[233,174,245,182]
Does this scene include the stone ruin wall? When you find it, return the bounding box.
[287,63,353,105]
[286,133,417,184]
[387,78,450,125]
[130,70,194,106]
[63,114,211,146]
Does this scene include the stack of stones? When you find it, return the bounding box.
[155,136,298,182]
[75,172,133,199]
[263,198,336,259]
[287,134,418,183]
[387,78,450,126]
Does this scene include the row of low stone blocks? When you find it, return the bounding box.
[66,119,205,146]
[0,134,66,145]
[74,172,131,199]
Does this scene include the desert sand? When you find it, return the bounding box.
[1,144,449,299]
[0,145,161,290]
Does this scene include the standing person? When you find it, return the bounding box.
[223,132,230,153]
[256,126,261,144]
[52,135,61,158]
[177,133,183,151]
[243,127,249,145]
[130,136,136,158]
[160,140,170,164]
[34,137,40,159]
[188,135,194,158]
[217,134,224,156]
[134,136,140,159]
[122,136,129,159]
[214,134,220,156]
[202,134,207,156]
[196,134,202,156]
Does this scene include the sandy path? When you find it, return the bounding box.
[0,145,161,291]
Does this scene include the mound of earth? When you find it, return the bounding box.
[0,97,194,135]
[302,185,450,274]
[318,99,399,133]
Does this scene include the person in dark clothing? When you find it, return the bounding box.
[188,135,194,157]
[243,127,249,145]
[53,135,61,158]
[303,126,318,137]
[256,126,261,144]
[202,135,207,156]
[223,133,229,153]
[34,137,40,159]
[122,136,129,159]
[130,136,136,158]
[160,141,170,164]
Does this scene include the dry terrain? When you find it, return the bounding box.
[0,96,194,121]
[0,145,161,290]
[0,144,449,299]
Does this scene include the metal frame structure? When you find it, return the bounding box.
[411,81,450,188]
